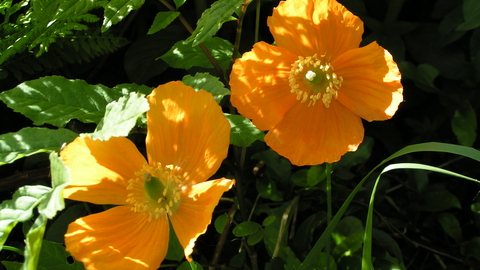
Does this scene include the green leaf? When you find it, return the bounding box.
[332,230,364,258]
[225,114,264,147]
[186,0,243,46]
[306,165,328,187]
[22,214,48,270]
[0,185,51,249]
[182,73,231,103]
[177,261,203,270]
[457,0,480,31]
[437,212,462,242]
[0,76,132,127]
[102,0,145,32]
[262,216,276,227]
[37,240,84,270]
[2,261,24,270]
[37,152,71,219]
[397,62,440,92]
[160,37,233,70]
[166,221,183,262]
[247,230,264,246]
[232,221,261,237]
[147,11,180,35]
[173,0,186,8]
[214,213,229,234]
[462,237,480,261]
[89,92,149,141]
[451,101,477,147]
[0,127,77,165]
[416,190,462,212]
[252,150,291,182]
[372,229,404,265]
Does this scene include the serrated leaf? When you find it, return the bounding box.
[89,92,149,141]
[0,127,77,165]
[182,73,230,103]
[160,37,233,70]
[37,153,71,219]
[224,114,264,147]
[23,214,48,270]
[233,221,261,237]
[147,11,180,35]
[102,0,145,32]
[214,213,229,234]
[451,101,477,147]
[437,212,462,242]
[37,240,84,270]
[457,0,480,31]
[0,186,51,249]
[187,0,243,46]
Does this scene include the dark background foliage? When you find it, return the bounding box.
[0,0,479,269]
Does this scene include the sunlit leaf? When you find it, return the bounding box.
[182,73,231,103]
[0,185,51,249]
[147,11,180,35]
[186,0,243,46]
[89,92,149,141]
[22,214,47,270]
[173,0,186,9]
[332,230,364,257]
[225,114,264,147]
[102,0,145,32]
[161,37,233,70]
[0,127,77,165]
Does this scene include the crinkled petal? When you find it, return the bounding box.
[230,41,298,130]
[268,0,363,60]
[334,42,403,121]
[265,101,364,165]
[146,82,230,186]
[61,137,146,205]
[170,179,234,260]
[65,206,169,270]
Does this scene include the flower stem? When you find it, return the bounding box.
[158,0,226,83]
[2,245,23,255]
[231,0,253,64]
[325,163,333,270]
[254,0,260,43]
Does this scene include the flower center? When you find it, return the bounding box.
[289,54,343,107]
[126,163,182,221]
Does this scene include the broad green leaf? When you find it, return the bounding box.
[225,114,264,147]
[0,127,77,165]
[451,101,477,147]
[0,76,126,127]
[247,229,264,246]
[372,229,404,265]
[166,221,183,262]
[256,177,283,201]
[472,202,480,214]
[337,136,374,168]
[37,152,71,219]
[2,261,25,270]
[22,214,47,270]
[462,237,480,261]
[160,37,233,70]
[102,0,145,32]
[186,0,243,46]
[437,212,462,242]
[331,216,364,245]
[182,73,231,103]
[89,92,149,141]
[416,190,461,212]
[397,62,439,92]
[262,216,276,227]
[45,204,86,243]
[232,221,261,237]
[457,0,480,31]
[36,240,84,270]
[306,164,328,187]
[252,150,291,182]
[332,230,364,258]
[177,261,203,270]
[0,185,51,249]
[214,213,229,234]
[147,11,180,35]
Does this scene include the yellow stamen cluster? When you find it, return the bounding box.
[289,54,343,107]
[126,163,182,222]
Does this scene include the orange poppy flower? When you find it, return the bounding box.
[229,0,403,166]
[60,81,234,270]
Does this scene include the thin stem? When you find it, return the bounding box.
[231,0,253,64]
[209,203,237,270]
[254,0,260,43]
[2,245,23,255]
[325,163,333,270]
[158,0,226,83]
[272,196,299,258]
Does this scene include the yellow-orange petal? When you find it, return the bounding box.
[146,82,230,186]
[334,42,403,121]
[65,206,169,270]
[265,101,364,166]
[230,41,298,130]
[268,0,363,60]
[61,136,146,205]
[169,178,234,260]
